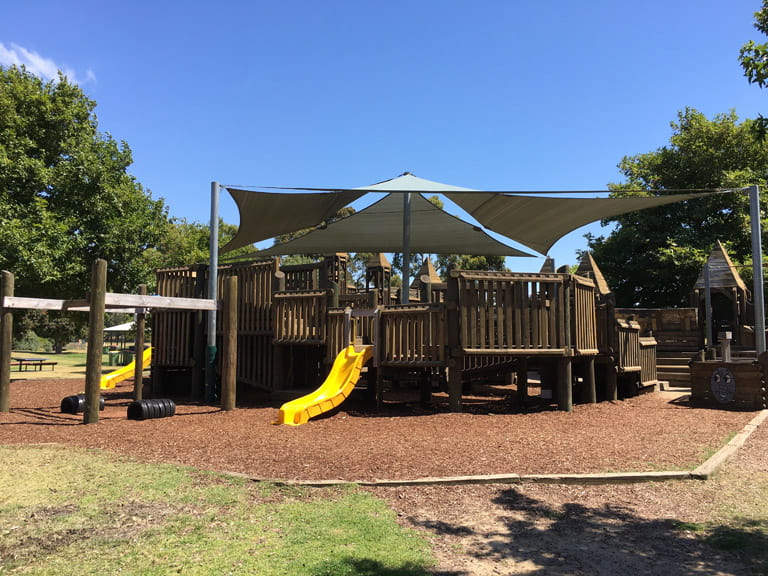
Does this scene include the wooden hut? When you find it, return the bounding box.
[691,240,751,346]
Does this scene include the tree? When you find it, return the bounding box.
[435,254,507,277]
[741,1,768,88]
[0,65,170,297]
[141,218,257,274]
[741,1,768,137]
[587,108,768,308]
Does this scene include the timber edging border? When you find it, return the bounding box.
[226,409,768,488]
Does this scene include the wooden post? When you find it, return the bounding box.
[0,271,14,413]
[516,357,528,407]
[606,364,618,401]
[557,356,573,412]
[132,284,147,402]
[221,275,238,411]
[328,281,339,308]
[446,273,462,412]
[582,356,596,404]
[84,259,107,424]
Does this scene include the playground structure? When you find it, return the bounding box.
[3,176,767,422]
[152,252,661,416]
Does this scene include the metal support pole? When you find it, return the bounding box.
[206,181,220,402]
[750,185,766,355]
[401,192,411,304]
[704,262,713,348]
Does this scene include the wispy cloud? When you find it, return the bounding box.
[0,42,95,84]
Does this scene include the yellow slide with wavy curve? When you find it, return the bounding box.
[276,345,373,426]
[100,347,152,389]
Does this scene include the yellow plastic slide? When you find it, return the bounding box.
[276,345,373,426]
[100,347,152,389]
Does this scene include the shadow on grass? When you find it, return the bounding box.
[313,558,438,576]
[407,487,761,576]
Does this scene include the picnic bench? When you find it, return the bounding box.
[11,357,58,372]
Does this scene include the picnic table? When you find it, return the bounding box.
[11,357,58,371]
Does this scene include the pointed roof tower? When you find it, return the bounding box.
[539,256,556,273]
[366,252,391,271]
[575,252,612,296]
[693,240,747,292]
[410,259,442,288]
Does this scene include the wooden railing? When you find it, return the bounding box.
[272,290,327,344]
[639,336,658,385]
[379,304,446,366]
[571,275,598,354]
[325,308,376,363]
[217,260,277,336]
[616,319,641,373]
[154,265,205,367]
[451,271,597,354]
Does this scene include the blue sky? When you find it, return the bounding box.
[2,0,766,273]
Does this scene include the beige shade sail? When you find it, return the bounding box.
[255,192,535,257]
[444,191,724,255]
[220,188,365,253]
[223,172,731,257]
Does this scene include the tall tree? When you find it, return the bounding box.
[0,65,169,297]
[741,1,768,88]
[587,108,768,308]
[740,1,768,137]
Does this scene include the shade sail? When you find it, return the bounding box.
[444,191,723,255]
[223,172,731,257]
[256,192,535,257]
[220,188,365,253]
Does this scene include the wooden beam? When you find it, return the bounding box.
[103,293,218,311]
[2,296,66,310]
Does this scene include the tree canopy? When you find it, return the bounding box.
[0,65,169,297]
[741,1,768,89]
[586,108,768,308]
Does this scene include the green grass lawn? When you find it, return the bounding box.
[0,445,433,576]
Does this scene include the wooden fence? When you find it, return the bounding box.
[154,265,204,367]
[272,290,327,344]
[378,304,446,367]
[450,271,596,355]
[639,336,658,385]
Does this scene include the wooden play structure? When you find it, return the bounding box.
[152,252,661,412]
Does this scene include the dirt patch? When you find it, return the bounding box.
[1,377,764,574]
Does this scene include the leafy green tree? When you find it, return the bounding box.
[0,65,171,297]
[587,108,768,308]
[741,1,768,88]
[435,254,507,277]
[741,1,768,137]
[141,218,256,273]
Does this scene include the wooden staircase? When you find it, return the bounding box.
[656,350,697,388]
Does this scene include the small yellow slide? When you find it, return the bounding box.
[100,347,152,389]
[276,345,373,426]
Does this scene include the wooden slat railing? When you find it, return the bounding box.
[325,308,376,363]
[272,290,327,344]
[379,304,446,366]
[453,271,588,354]
[154,265,204,366]
[616,319,641,373]
[639,335,658,385]
[571,275,598,354]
